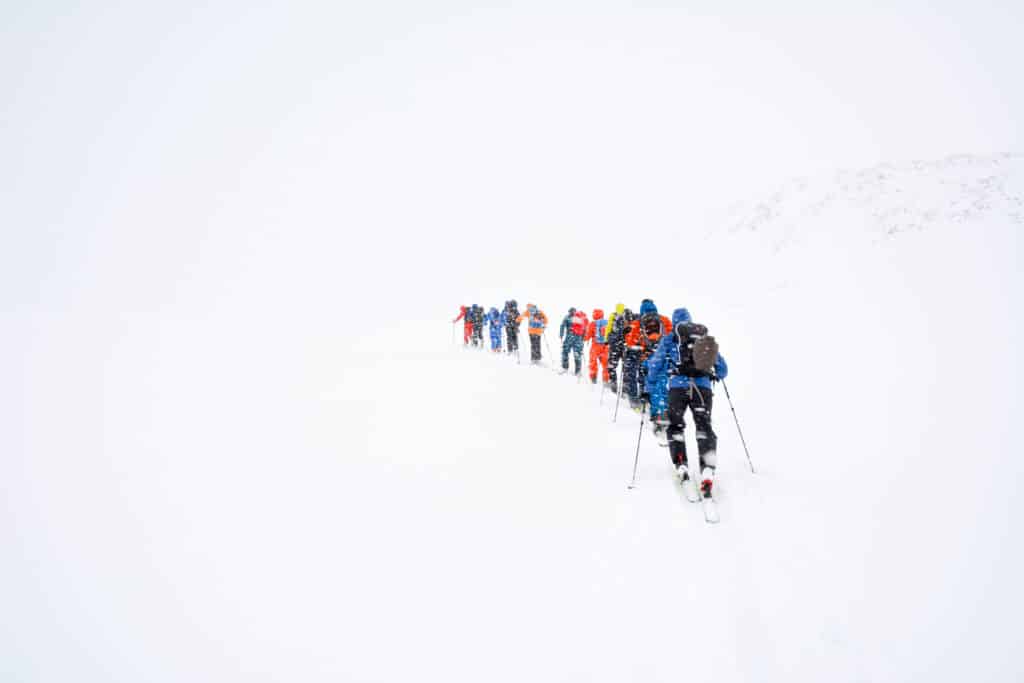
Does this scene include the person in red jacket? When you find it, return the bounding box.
[584,308,610,384]
[558,307,589,375]
[452,305,471,345]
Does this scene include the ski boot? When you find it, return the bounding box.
[676,463,699,502]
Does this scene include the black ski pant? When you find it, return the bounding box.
[505,326,519,353]
[472,324,483,346]
[529,334,542,362]
[666,384,718,471]
[607,339,624,387]
[622,348,642,401]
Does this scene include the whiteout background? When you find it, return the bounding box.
[2,3,1022,682]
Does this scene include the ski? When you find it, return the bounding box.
[681,478,700,503]
[702,496,720,524]
[652,424,669,448]
[676,468,700,503]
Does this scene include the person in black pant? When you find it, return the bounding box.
[644,307,729,498]
[605,305,629,390]
[470,304,484,347]
[503,300,521,355]
[517,303,548,364]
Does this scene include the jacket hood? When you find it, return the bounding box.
[527,303,536,312]
[592,309,604,320]
[639,299,657,316]
[489,307,498,316]
[614,303,625,316]
[672,308,692,325]
[568,307,576,315]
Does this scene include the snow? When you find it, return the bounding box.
[4,3,1024,680]
[4,154,1022,682]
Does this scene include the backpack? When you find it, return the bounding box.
[610,312,630,339]
[594,319,608,344]
[571,310,587,336]
[639,312,664,349]
[672,322,719,376]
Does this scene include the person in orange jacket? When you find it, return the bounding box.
[452,305,471,345]
[623,299,672,412]
[584,308,610,384]
[517,303,549,364]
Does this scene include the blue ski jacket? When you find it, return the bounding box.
[645,308,728,393]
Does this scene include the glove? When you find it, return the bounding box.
[640,391,650,402]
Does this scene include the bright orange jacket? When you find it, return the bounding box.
[517,305,548,336]
[584,309,606,344]
[625,314,672,357]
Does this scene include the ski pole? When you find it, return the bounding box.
[627,404,646,489]
[613,371,624,422]
[721,379,755,474]
[577,341,583,384]
[543,331,554,370]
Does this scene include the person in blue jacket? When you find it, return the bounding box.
[487,307,503,352]
[644,307,728,498]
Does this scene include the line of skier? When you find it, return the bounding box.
[452,298,729,505]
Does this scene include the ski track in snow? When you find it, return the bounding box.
[430,343,788,681]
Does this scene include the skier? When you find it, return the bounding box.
[487,307,503,352]
[517,303,549,364]
[624,299,671,412]
[470,304,484,347]
[452,305,471,346]
[502,300,521,356]
[583,308,609,384]
[604,303,627,391]
[644,307,728,504]
[638,300,673,419]
[558,307,588,375]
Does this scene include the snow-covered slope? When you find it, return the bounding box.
[4,155,1022,682]
[719,153,1023,246]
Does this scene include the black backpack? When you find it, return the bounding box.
[672,322,719,377]
[639,312,664,349]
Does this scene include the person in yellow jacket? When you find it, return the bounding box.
[603,303,626,390]
[516,303,549,364]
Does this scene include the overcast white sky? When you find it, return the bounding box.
[2,1,1021,320]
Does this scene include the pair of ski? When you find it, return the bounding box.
[677,470,719,524]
